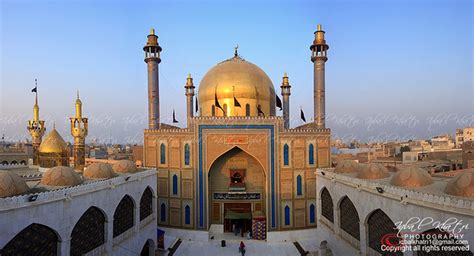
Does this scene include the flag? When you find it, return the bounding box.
[300,108,306,122]
[195,95,199,112]
[276,95,282,111]
[214,90,224,111]
[234,96,241,107]
[172,109,178,123]
[31,79,37,93]
[257,105,265,117]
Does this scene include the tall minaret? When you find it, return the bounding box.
[281,73,291,129]
[70,91,88,171]
[144,28,162,129]
[27,80,46,165]
[310,24,329,129]
[184,73,195,120]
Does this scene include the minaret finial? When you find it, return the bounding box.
[234,44,239,57]
[150,28,155,35]
[77,90,80,99]
[34,79,38,105]
[317,24,322,31]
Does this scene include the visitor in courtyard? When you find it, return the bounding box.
[239,241,246,256]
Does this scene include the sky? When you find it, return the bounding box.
[1,0,473,144]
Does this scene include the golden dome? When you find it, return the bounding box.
[357,163,390,180]
[334,160,362,173]
[0,171,29,197]
[41,166,82,186]
[390,166,433,188]
[198,55,276,117]
[445,169,474,198]
[112,160,138,173]
[38,128,68,154]
[84,163,117,179]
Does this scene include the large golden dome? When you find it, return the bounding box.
[38,128,68,154]
[198,55,276,117]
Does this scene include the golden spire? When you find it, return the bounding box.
[234,44,239,57]
[33,79,39,121]
[150,28,155,35]
[282,72,289,86]
[317,24,322,31]
[75,90,82,118]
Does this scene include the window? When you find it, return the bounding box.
[223,104,228,116]
[296,175,302,196]
[185,205,191,225]
[321,188,334,223]
[339,196,360,241]
[1,224,59,256]
[160,203,166,222]
[160,143,166,164]
[284,206,290,226]
[367,209,401,255]
[113,195,135,237]
[184,143,190,165]
[140,187,153,221]
[70,207,106,255]
[309,144,315,165]
[309,204,315,223]
[211,105,215,116]
[172,175,178,195]
[283,144,289,166]
[245,104,250,116]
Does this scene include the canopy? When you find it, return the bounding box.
[224,210,252,220]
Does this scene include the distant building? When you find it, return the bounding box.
[430,134,455,151]
[462,141,474,169]
[456,127,474,149]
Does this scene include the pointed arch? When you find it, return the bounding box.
[113,195,135,237]
[308,143,315,165]
[70,206,106,255]
[1,223,60,256]
[172,174,178,195]
[339,196,360,241]
[296,175,303,196]
[208,146,267,178]
[160,143,166,164]
[140,187,154,221]
[160,203,166,222]
[367,209,401,255]
[184,143,190,165]
[320,187,333,223]
[283,144,289,166]
[185,205,191,225]
[309,204,315,224]
[284,206,290,226]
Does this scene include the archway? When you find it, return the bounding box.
[366,209,402,256]
[208,147,266,239]
[140,239,156,256]
[113,195,135,238]
[140,187,154,221]
[70,206,106,256]
[320,187,334,223]
[0,223,59,256]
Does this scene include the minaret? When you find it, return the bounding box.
[143,28,162,129]
[70,91,88,171]
[184,73,195,120]
[310,24,329,129]
[27,80,46,165]
[281,73,291,129]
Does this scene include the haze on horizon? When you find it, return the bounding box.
[1,0,472,144]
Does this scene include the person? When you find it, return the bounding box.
[239,241,246,256]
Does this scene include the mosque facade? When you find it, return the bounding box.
[143,25,331,235]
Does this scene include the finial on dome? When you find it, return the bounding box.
[317,24,322,31]
[150,28,155,35]
[234,44,239,57]
[188,73,192,78]
[77,90,80,99]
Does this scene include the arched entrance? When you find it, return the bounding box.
[1,223,59,256]
[208,147,266,239]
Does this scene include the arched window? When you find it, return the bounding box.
[11,161,18,165]
[185,205,191,225]
[296,175,303,196]
[339,196,360,241]
[284,206,290,226]
[184,143,190,165]
[1,223,59,256]
[321,188,334,223]
[367,209,401,255]
[140,187,153,221]
[245,104,250,116]
[309,204,315,224]
[160,143,166,164]
[211,105,215,116]
[172,174,178,195]
[309,144,315,165]
[113,195,135,237]
[160,203,166,222]
[283,144,289,166]
[71,207,106,255]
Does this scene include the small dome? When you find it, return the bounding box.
[334,160,361,173]
[357,163,390,180]
[445,169,474,198]
[112,160,137,173]
[390,166,433,188]
[38,128,67,154]
[0,171,29,197]
[84,163,117,179]
[41,166,82,186]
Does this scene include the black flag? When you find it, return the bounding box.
[195,95,199,112]
[172,109,178,123]
[300,108,306,122]
[31,79,38,93]
[214,90,224,112]
[234,96,241,107]
[257,105,265,117]
[276,95,282,111]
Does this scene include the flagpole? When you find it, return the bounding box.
[34,78,38,105]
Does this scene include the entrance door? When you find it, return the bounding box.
[223,203,251,236]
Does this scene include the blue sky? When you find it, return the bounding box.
[1,0,472,144]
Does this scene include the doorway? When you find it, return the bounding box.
[223,203,252,237]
